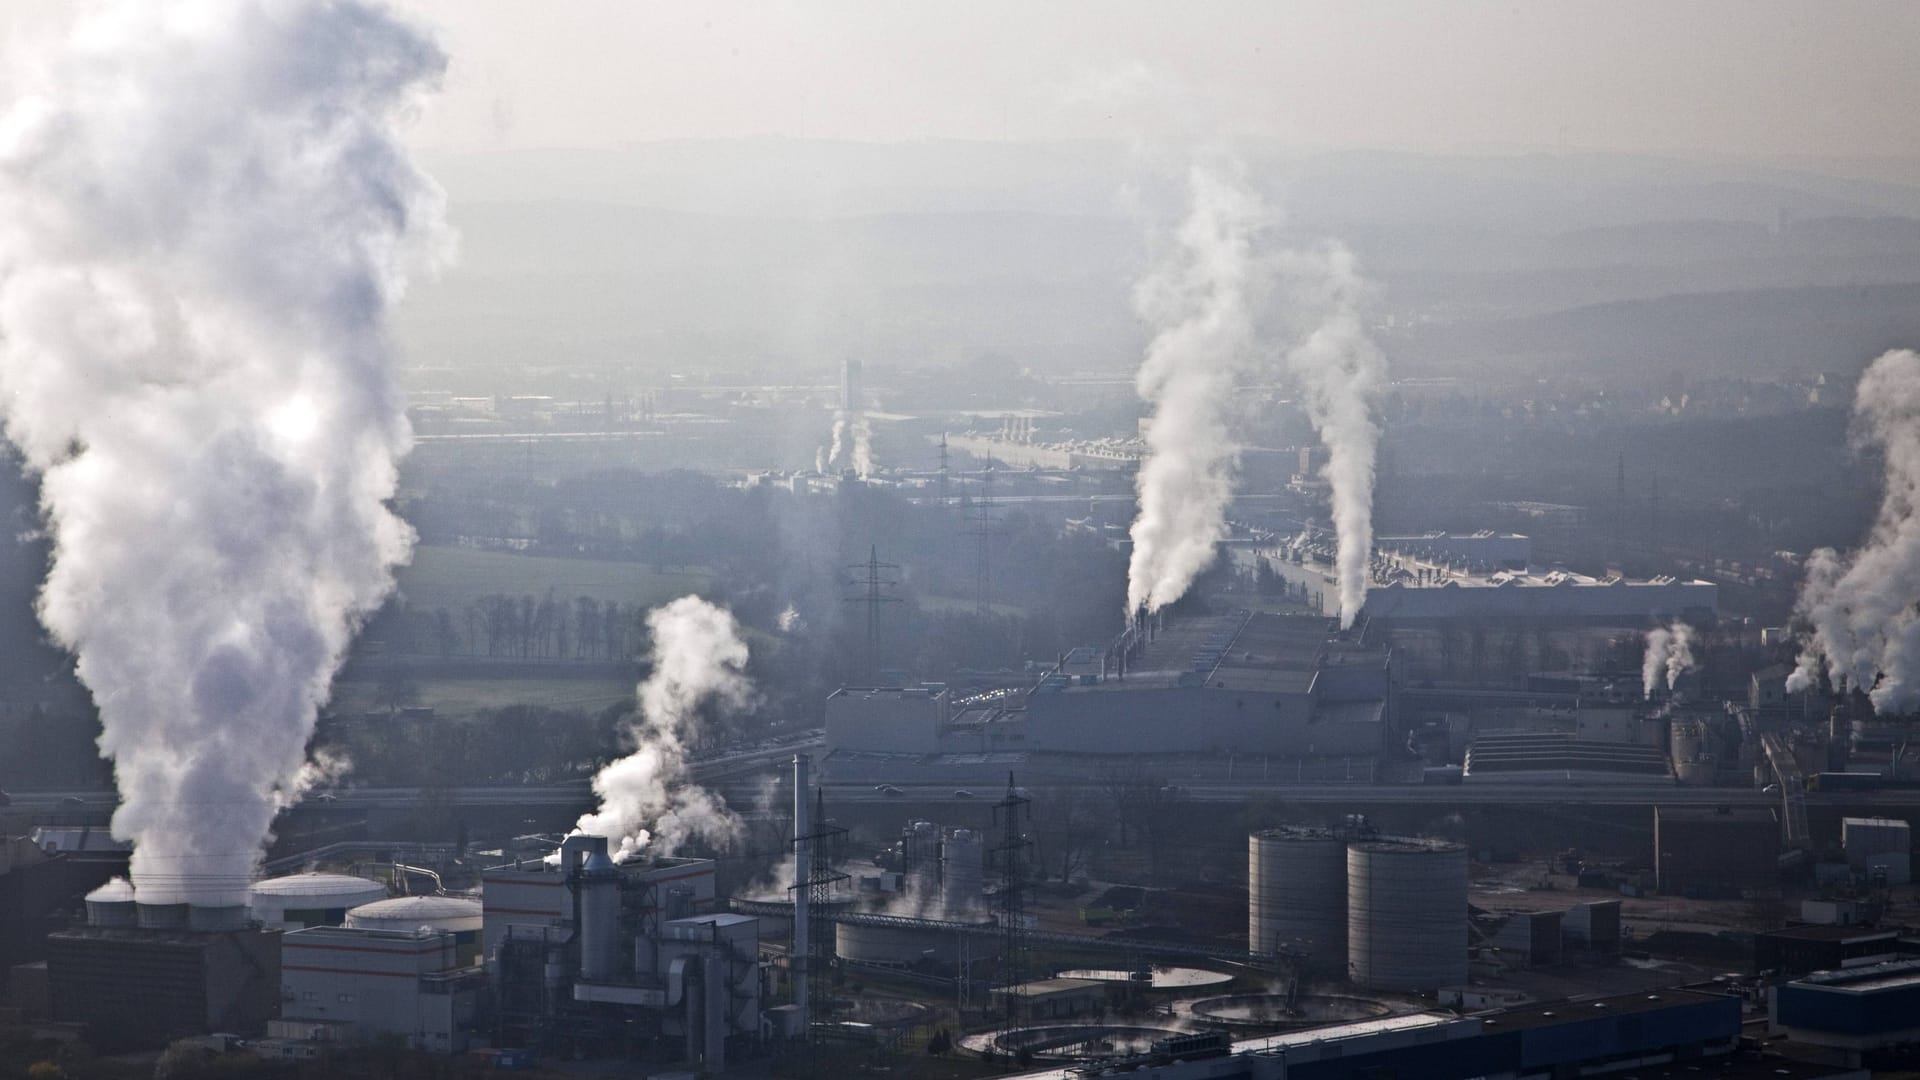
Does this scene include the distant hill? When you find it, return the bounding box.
[1394,282,1920,379]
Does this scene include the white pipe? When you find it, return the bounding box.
[792,753,810,1030]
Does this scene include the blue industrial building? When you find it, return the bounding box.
[1771,959,1920,1066]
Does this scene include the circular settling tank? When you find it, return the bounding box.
[826,997,932,1028]
[1184,994,1392,1030]
[960,1024,1188,1063]
[1056,966,1234,991]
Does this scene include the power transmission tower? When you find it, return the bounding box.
[1613,453,1626,566]
[938,432,951,505]
[845,546,900,684]
[967,468,999,615]
[991,772,1031,1026]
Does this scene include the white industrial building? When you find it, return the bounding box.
[1842,817,1912,885]
[281,924,482,1053]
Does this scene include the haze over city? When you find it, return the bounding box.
[0,3,1917,1077]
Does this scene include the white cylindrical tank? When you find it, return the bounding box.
[836,921,966,967]
[250,872,389,928]
[1249,829,1347,969]
[346,895,483,933]
[1347,840,1468,992]
[85,879,137,928]
[942,830,985,916]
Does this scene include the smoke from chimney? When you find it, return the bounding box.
[1125,162,1385,623]
[572,596,752,862]
[1281,243,1386,629]
[1641,621,1695,699]
[1788,349,1920,713]
[1126,161,1265,615]
[0,1,448,906]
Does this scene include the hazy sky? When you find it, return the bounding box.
[3,1,1918,165]
[381,1,1920,163]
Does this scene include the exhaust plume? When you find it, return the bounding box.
[1641,621,1695,699]
[1788,349,1920,713]
[573,595,752,861]
[1124,163,1386,623]
[0,1,446,905]
[1282,244,1386,629]
[1126,163,1265,614]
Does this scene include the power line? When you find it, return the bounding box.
[844,545,900,684]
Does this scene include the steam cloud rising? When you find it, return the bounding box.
[1282,244,1386,628]
[1126,162,1385,624]
[1641,622,1695,699]
[1126,164,1265,615]
[1788,349,1920,713]
[573,596,752,862]
[0,1,447,905]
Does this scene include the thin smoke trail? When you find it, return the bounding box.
[0,1,447,906]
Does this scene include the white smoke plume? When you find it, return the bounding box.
[573,595,752,862]
[822,410,873,478]
[1641,621,1696,699]
[777,604,805,634]
[851,412,874,479]
[1788,349,1920,713]
[1124,162,1385,623]
[1126,162,1265,614]
[1281,244,1386,628]
[0,2,446,906]
[827,413,847,470]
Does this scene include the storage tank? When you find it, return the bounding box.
[135,902,190,930]
[84,878,136,928]
[249,872,389,928]
[942,830,985,916]
[835,920,979,967]
[188,905,250,932]
[1347,840,1468,991]
[345,895,483,933]
[1249,828,1347,969]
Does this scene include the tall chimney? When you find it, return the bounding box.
[791,754,811,1031]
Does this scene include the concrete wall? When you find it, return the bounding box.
[282,927,472,1052]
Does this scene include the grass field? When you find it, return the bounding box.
[391,544,711,614]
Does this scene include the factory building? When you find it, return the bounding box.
[46,888,282,1051]
[1841,816,1911,885]
[1770,959,1920,1066]
[281,924,482,1053]
[485,836,760,1071]
[1376,531,1532,570]
[823,612,1393,777]
[1654,805,1780,897]
[0,835,76,976]
[480,849,716,963]
[1269,535,1718,625]
[1753,924,1916,977]
[995,988,1773,1080]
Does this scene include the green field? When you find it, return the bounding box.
[391,544,711,614]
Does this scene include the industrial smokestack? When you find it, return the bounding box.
[570,596,752,862]
[0,0,449,907]
[791,753,811,1030]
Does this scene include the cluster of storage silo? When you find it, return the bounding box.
[1249,828,1468,992]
